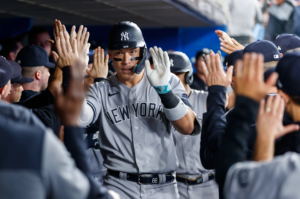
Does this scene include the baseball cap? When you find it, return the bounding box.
[273,34,300,55]
[243,40,281,62]
[8,61,33,84]
[16,44,55,68]
[0,56,12,88]
[227,50,243,67]
[276,51,300,96]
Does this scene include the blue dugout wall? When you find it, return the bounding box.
[0,18,226,72]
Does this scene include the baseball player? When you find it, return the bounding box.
[79,21,201,199]
[168,51,219,199]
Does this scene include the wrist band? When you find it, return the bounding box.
[159,90,188,121]
[154,83,172,94]
[94,77,106,83]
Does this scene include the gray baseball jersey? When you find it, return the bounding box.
[224,152,300,199]
[175,89,208,175]
[79,72,189,174]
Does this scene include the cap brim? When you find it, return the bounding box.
[45,62,55,68]
[11,75,34,84]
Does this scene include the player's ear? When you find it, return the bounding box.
[35,70,42,80]
[0,85,8,96]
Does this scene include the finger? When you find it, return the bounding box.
[158,48,164,67]
[277,98,285,121]
[64,31,72,53]
[226,65,233,83]
[210,51,217,73]
[149,47,158,69]
[98,47,101,66]
[55,20,60,38]
[200,61,209,78]
[255,54,264,82]
[234,59,243,79]
[163,51,170,69]
[72,38,78,55]
[247,53,258,80]
[220,47,232,54]
[58,20,63,33]
[56,37,63,57]
[76,25,83,41]
[84,31,90,45]
[242,53,251,78]
[205,54,212,73]
[265,72,278,87]
[215,53,223,72]
[52,51,59,62]
[145,60,152,76]
[100,47,104,64]
[81,27,87,42]
[48,39,55,45]
[271,94,281,115]
[221,42,236,51]
[219,37,224,42]
[105,54,109,67]
[279,124,300,138]
[59,32,67,56]
[265,95,274,113]
[70,25,76,40]
[93,48,98,66]
[258,99,266,117]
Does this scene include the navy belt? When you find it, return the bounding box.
[176,173,214,185]
[107,169,174,185]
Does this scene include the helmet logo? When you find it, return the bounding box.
[170,59,174,67]
[121,32,129,41]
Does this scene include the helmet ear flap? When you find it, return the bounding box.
[185,70,193,85]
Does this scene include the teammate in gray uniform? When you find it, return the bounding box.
[168,51,219,199]
[79,21,201,199]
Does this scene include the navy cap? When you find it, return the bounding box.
[0,56,12,88]
[273,34,300,55]
[276,51,300,96]
[264,67,276,82]
[227,50,243,67]
[16,45,55,68]
[243,40,281,62]
[8,61,34,84]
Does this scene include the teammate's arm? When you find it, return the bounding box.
[145,47,197,135]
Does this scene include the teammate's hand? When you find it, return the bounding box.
[86,47,109,79]
[256,95,299,140]
[201,51,233,88]
[220,38,245,54]
[215,30,233,44]
[234,53,278,102]
[145,46,171,93]
[54,59,87,126]
[76,25,90,64]
[55,31,80,69]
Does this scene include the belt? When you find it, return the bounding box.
[107,169,175,185]
[176,173,215,185]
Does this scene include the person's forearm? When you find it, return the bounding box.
[200,85,227,169]
[48,65,63,95]
[254,134,275,161]
[171,107,196,135]
[215,96,259,190]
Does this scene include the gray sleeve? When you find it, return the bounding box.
[41,128,90,199]
[224,152,300,199]
[79,82,103,127]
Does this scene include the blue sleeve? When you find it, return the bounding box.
[200,85,227,169]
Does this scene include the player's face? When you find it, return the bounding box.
[7,83,24,103]
[109,47,141,81]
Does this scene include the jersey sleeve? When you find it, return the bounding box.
[41,128,90,199]
[224,152,300,199]
[79,83,103,127]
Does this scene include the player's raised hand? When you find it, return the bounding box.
[145,46,171,93]
[220,39,245,54]
[86,47,109,79]
[215,30,233,44]
[76,25,90,63]
[256,95,299,140]
[234,53,278,102]
[55,30,80,69]
[201,51,233,88]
